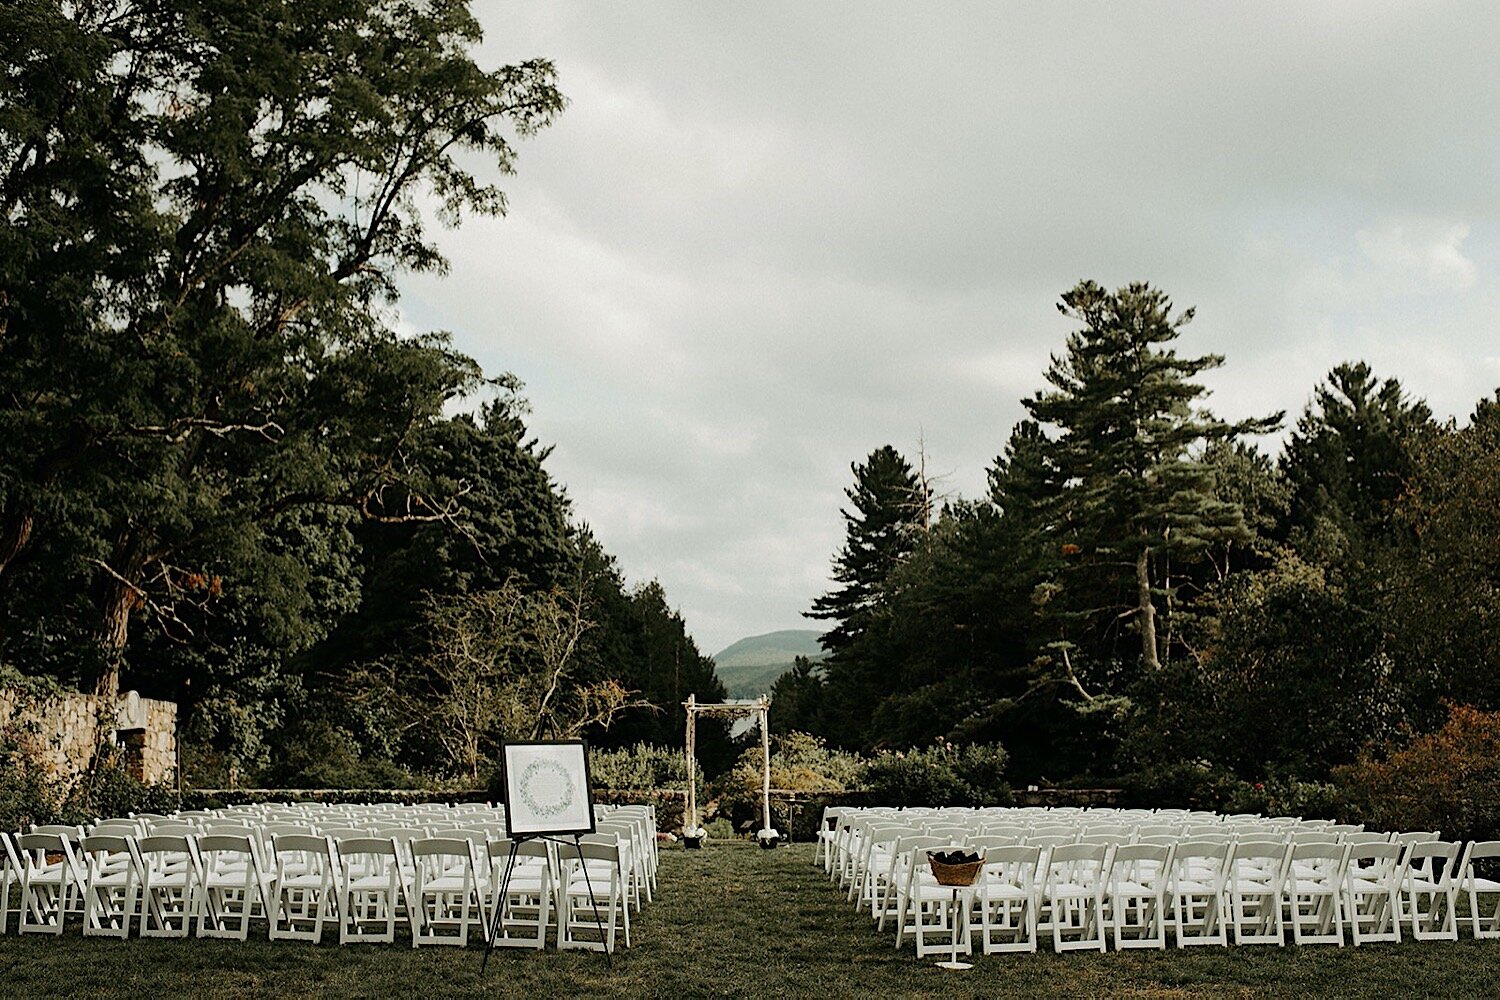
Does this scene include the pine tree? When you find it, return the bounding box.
[1025,281,1280,672]
[807,446,926,653]
[1281,362,1434,548]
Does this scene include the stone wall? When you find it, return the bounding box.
[0,687,177,786]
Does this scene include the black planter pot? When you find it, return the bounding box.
[683,835,704,849]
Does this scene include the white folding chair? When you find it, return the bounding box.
[1457,841,1500,939]
[15,832,85,935]
[898,844,977,959]
[196,834,272,941]
[1343,842,1404,945]
[1,832,20,934]
[558,840,625,953]
[337,837,406,944]
[1225,840,1290,946]
[886,835,945,940]
[410,837,485,947]
[79,834,142,938]
[269,834,340,942]
[485,839,554,950]
[1401,841,1459,941]
[1169,840,1229,947]
[135,834,202,938]
[1286,842,1348,946]
[1041,842,1110,952]
[974,844,1040,954]
[1105,843,1171,950]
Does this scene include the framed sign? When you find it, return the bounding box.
[500,740,597,838]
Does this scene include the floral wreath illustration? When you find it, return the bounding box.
[518,757,577,819]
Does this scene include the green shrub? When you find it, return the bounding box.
[1117,760,1248,811]
[587,743,701,791]
[59,745,179,823]
[860,742,1012,808]
[1334,703,1500,841]
[0,728,63,831]
[258,721,425,790]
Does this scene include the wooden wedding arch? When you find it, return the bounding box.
[683,694,772,838]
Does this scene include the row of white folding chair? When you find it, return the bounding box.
[3,828,629,951]
[841,833,1500,957]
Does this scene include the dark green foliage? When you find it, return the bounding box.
[767,657,828,736]
[859,743,1012,808]
[1023,280,1280,674]
[1282,361,1435,550]
[0,0,565,704]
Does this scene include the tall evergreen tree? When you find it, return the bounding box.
[1024,281,1280,673]
[807,445,926,653]
[1281,362,1434,552]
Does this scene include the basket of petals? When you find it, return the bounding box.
[926,848,984,886]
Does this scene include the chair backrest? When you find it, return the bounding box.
[1343,831,1394,846]
[1394,830,1441,845]
[29,824,83,842]
[1345,841,1404,876]
[197,833,259,857]
[489,839,549,863]
[1110,843,1170,866]
[412,837,476,860]
[337,837,400,867]
[273,833,333,858]
[1290,841,1349,867]
[983,844,1042,868]
[1026,834,1075,850]
[1465,840,1500,862]
[321,826,375,842]
[88,821,145,837]
[1230,840,1292,881]
[1402,840,1459,882]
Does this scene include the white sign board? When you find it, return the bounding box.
[500,740,596,838]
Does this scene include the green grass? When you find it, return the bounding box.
[2,843,1497,998]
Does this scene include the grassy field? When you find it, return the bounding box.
[2,842,1497,998]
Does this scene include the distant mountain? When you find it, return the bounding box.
[712,629,826,698]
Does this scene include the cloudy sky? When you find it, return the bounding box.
[397,1,1500,656]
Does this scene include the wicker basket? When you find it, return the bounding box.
[926,851,984,887]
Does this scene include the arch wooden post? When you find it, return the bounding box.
[685,694,698,831]
[758,697,771,834]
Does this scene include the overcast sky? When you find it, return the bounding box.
[397,1,1500,656]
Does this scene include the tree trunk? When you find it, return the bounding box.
[1135,545,1161,671]
[0,506,33,579]
[90,540,146,702]
[93,577,133,702]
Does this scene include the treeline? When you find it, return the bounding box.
[0,1,730,787]
[778,280,1500,792]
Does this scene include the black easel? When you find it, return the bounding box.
[480,832,615,972]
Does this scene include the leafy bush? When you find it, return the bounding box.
[0,727,63,831]
[1117,760,1249,811]
[860,742,1012,807]
[258,721,425,789]
[59,745,180,823]
[587,743,701,791]
[1334,703,1500,841]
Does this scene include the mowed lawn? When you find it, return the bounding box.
[2,842,1496,998]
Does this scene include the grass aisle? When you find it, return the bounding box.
[1,842,1496,997]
